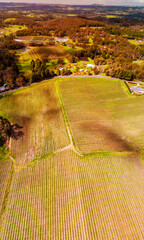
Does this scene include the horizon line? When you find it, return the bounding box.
[0,2,144,7]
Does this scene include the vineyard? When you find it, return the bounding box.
[58,77,136,153]
[0,150,144,239]
[0,159,13,219]
[108,96,144,149]
[0,77,144,239]
[18,46,67,64]
[0,81,69,165]
[17,36,48,43]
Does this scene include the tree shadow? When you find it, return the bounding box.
[10,124,24,141]
[0,119,24,146]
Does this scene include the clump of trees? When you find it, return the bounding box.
[1,40,25,50]
[30,58,72,82]
[0,47,28,89]
[0,34,25,50]
[0,117,11,146]
[30,59,51,82]
[0,116,24,146]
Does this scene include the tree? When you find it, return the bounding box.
[35,59,42,71]
[3,67,16,89]
[30,60,35,71]
[15,76,26,87]
[0,117,11,146]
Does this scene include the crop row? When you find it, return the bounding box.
[58,78,136,154]
[0,160,13,215]
[0,81,69,165]
[0,150,143,239]
[29,48,40,60]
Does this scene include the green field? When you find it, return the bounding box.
[4,18,17,22]
[0,77,144,239]
[0,25,27,36]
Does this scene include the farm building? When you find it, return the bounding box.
[87,64,96,68]
[130,86,144,94]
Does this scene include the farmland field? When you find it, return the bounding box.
[0,159,13,219]
[18,46,67,74]
[0,25,27,36]
[0,150,143,239]
[0,76,144,239]
[58,77,136,153]
[0,81,69,165]
[108,96,144,149]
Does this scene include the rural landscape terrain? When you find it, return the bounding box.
[0,2,144,240]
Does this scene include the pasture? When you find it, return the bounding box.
[0,150,143,239]
[0,25,27,36]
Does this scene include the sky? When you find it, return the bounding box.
[0,0,144,6]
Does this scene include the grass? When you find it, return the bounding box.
[106,15,121,18]
[0,150,143,239]
[27,14,35,18]
[63,46,83,55]
[129,39,144,45]
[133,60,144,64]
[0,25,27,36]
[0,147,11,163]
[4,18,16,22]
[0,81,69,165]
[17,60,32,76]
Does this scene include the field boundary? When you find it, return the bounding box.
[122,81,133,96]
[55,80,83,157]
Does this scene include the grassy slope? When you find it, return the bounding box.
[0,150,143,239]
[0,81,69,165]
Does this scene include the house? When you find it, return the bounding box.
[59,67,64,71]
[130,86,144,94]
[0,86,7,92]
[87,64,96,69]
[55,37,69,44]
